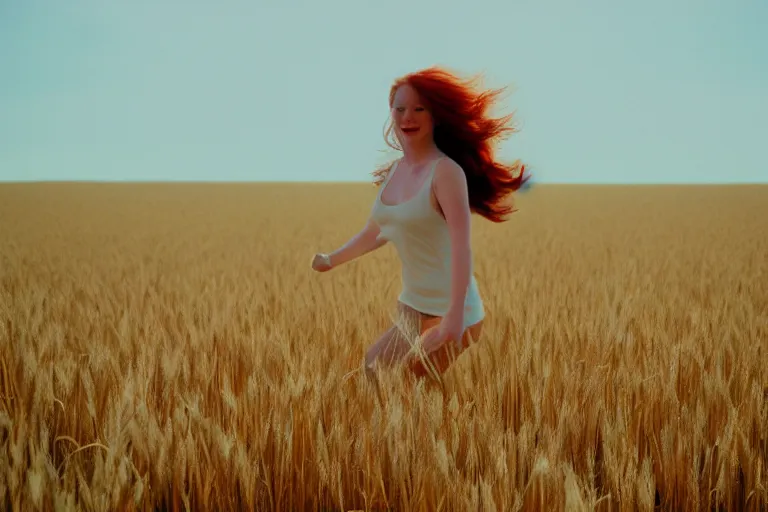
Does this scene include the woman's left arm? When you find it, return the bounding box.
[433,158,472,324]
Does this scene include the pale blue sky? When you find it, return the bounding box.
[1,0,766,183]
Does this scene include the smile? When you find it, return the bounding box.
[401,127,420,134]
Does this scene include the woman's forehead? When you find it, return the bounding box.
[392,84,423,105]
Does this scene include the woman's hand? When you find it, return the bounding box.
[420,310,465,354]
[310,253,333,272]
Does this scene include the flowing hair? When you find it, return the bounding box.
[373,66,530,223]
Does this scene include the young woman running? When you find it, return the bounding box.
[311,66,529,380]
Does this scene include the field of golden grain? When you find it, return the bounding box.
[1,182,767,511]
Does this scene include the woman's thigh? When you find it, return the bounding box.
[365,302,484,377]
[364,325,406,369]
[364,303,423,369]
[365,312,413,370]
[408,310,484,378]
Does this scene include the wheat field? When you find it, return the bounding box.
[1,182,766,511]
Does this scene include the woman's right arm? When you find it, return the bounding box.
[326,217,386,269]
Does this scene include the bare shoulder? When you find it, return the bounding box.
[432,156,470,218]
[433,156,468,191]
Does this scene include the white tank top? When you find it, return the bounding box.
[370,157,485,326]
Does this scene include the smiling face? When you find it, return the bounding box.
[391,83,435,146]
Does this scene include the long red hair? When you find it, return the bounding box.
[373,66,529,223]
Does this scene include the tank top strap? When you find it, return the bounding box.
[383,159,400,186]
[376,159,400,201]
[428,155,444,179]
[420,155,444,197]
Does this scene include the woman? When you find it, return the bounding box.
[311,66,529,380]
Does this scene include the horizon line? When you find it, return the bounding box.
[1,180,766,186]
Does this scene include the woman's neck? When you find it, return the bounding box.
[401,140,441,165]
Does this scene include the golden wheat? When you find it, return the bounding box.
[1,182,766,511]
